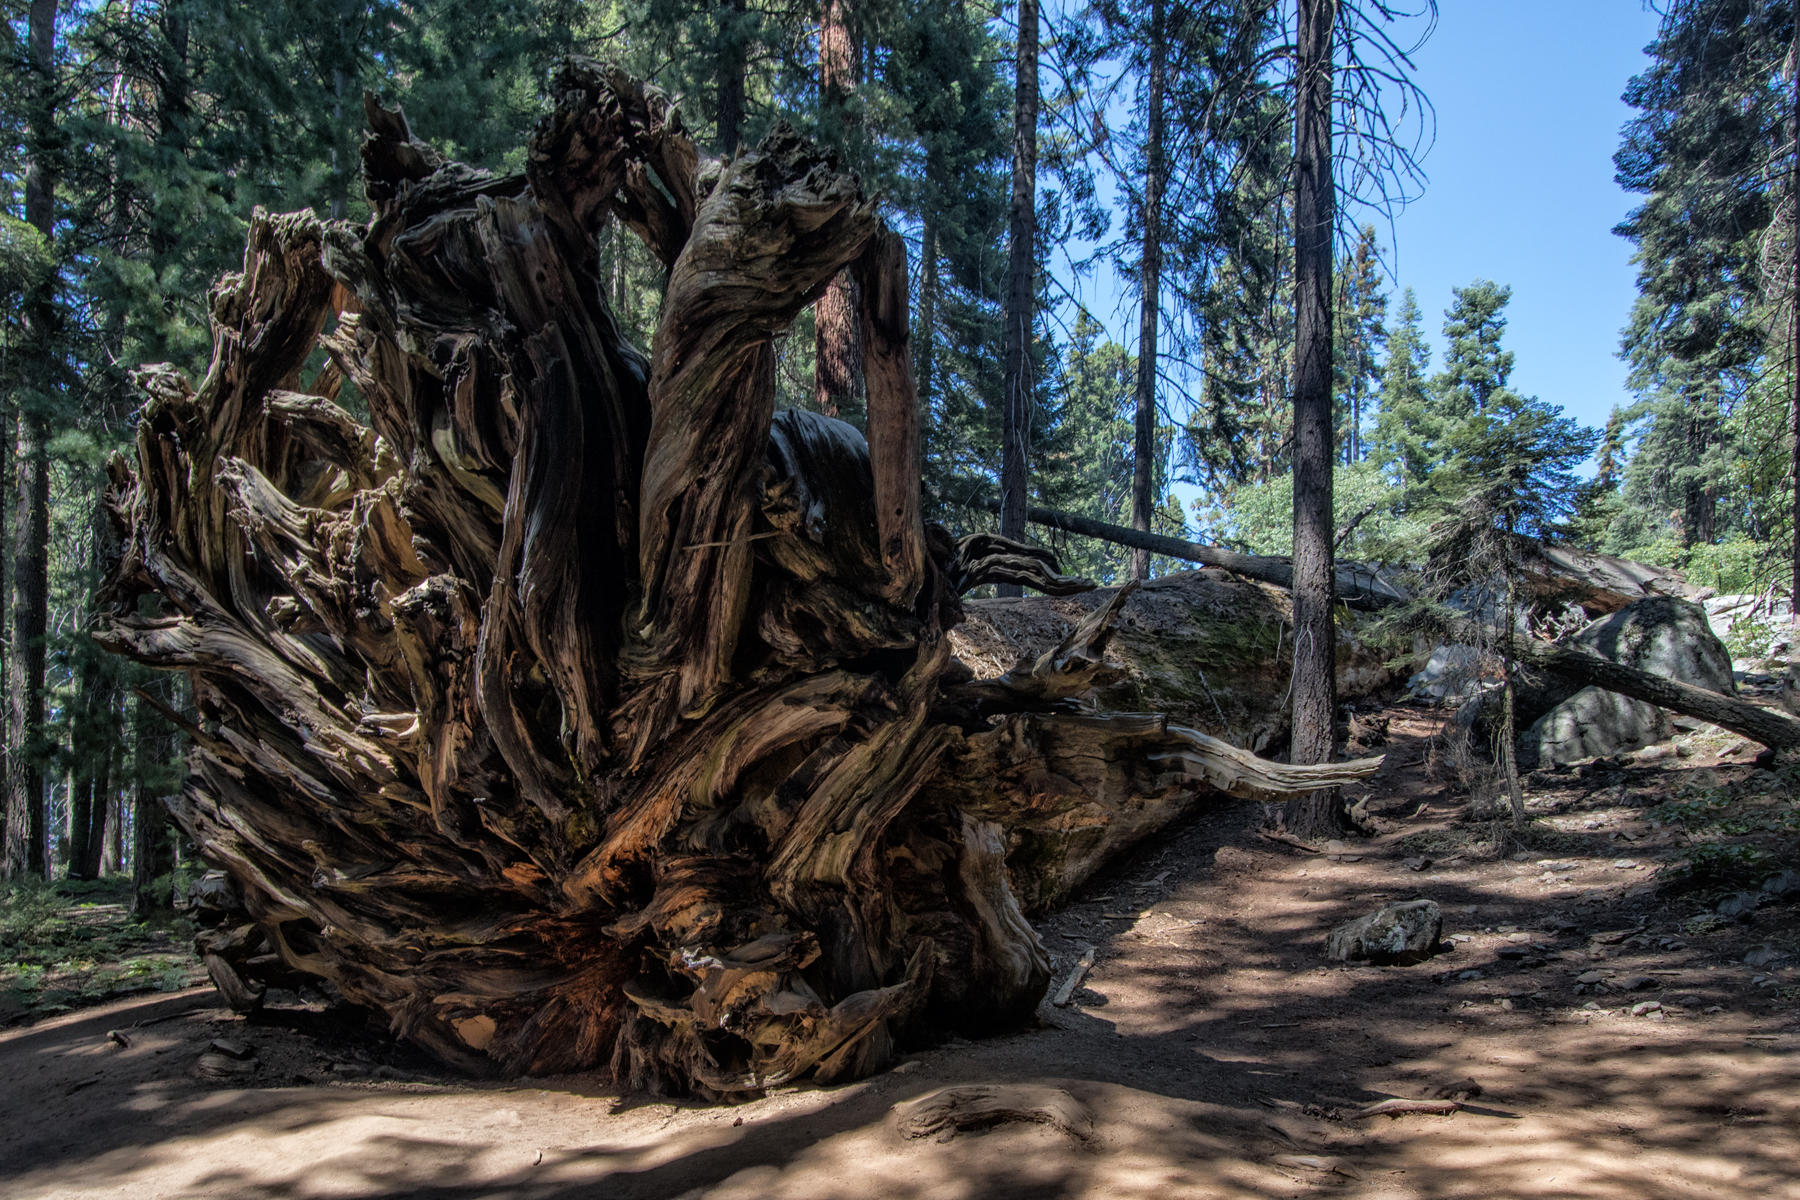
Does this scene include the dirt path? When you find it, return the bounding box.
[4,707,1797,1199]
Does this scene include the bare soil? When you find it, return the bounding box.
[4,704,1797,1200]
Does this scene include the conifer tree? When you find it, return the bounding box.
[1370,285,1433,484]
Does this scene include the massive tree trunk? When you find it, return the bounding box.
[1284,0,1339,837]
[95,63,1376,1097]
[1129,0,1164,584]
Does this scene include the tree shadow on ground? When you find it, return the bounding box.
[3,726,1797,1199]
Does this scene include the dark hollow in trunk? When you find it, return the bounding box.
[95,62,1377,1098]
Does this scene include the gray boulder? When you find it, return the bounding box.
[1522,597,1735,767]
[1326,899,1442,965]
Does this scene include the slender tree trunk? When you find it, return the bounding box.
[4,0,56,881]
[997,0,1039,596]
[68,758,93,880]
[1790,17,1799,615]
[1282,0,1340,836]
[1681,396,1717,547]
[8,417,51,880]
[813,0,863,419]
[917,219,937,411]
[105,790,124,877]
[717,0,747,154]
[330,66,350,220]
[95,698,119,876]
[131,693,173,916]
[1499,529,1525,826]
[1129,0,1166,583]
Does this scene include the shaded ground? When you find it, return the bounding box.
[0,878,205,1026]
[2,704,1797,1200]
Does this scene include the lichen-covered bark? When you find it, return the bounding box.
[96,60,1378,1097]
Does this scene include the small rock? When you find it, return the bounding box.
[1581,1001,1602,1011]
[1631,1000,1662,1016]
[195,1052,254,1081]
[1326,899,1443,966]
[1704,1005,1724,1014]
[1497,946,1529,960]
[209,1037,255,1060]
[1611,859,1640,870]
[1717,893,1761,919]
[1744,946,1786,969]
[1619,975,1658,991]
[1763,869,1800,897]
[1402,856,1432,872]
[1457,969,1483,981]
[1576,970,1606,984]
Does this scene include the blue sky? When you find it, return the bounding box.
[1378,0,1664,436]
[1057,1,1667,521]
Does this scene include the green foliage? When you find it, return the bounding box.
[1199,460,1429,560]
[1609,0,1794,558]
[1382,281,1598,537]
[1334,224,1387,464]
[1369,286,1433,484]
[0,878,201,1016]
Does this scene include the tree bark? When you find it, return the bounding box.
[813,0,862,419]
[3,0,56,882]
[96,64,1379,1096]
[717,0,748,155]
[1130,0,1165,584]
[7,426,50,881]
[1790,15,1799,616]
[131,692,175,916]
[1284,0,1340,837]
[998,0,1040,596]
[917,220,937,412]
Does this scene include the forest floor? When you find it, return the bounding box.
[3,698,1798,1199]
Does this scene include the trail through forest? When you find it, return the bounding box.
[4,701,1797,1200]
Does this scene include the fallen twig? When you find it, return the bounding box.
[1051,946,1096,1007]
[1354,1097,1463,1119]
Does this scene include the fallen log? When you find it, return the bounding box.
[967,494,1410,610]
[984,501,1800,754]
[1495,628,1800,753]
[94,61,1379,1097]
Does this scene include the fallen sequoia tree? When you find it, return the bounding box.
[991,502,1800,755]
[94,63,1380,1096]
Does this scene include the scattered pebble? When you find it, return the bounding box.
[1577,970,1605,984]
[1631,1000,1662,1017]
